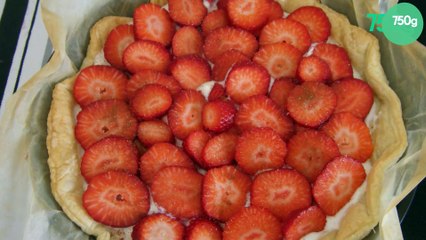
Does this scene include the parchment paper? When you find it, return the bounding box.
[0,0,424,239]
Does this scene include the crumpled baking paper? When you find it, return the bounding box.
[0,0,424,239]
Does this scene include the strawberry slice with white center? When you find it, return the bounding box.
[183,129,212,167]
[133,3,175,45]
[287,6,331,43]
[151,166,204,218]
[321,112,373,162]
[186,219,223,240]
[103,24,135,70]
[75,99,138,149]
[137,120,174,147]
[251,169,312,220]
[123,40,171,73]
[202,100,237,133]
[170,55,211,90]
[130,84,172,120]
[212,50,250,82]
[201,9,230,36]
[223,206,282,240]
[172,26,203,57]
[268,77,297,111]
[73,65,127,107]
[168,90,206,139]
[132,214,185,240]
[313,156,366,215]
[169,0,207,26]
[227,0,269,31]
[282,206,327,240]
[297,55,331,83]
[82,171,150,227]
[266,0,284,23]
[208,83,226,101]
[80,137,139,182]
[313,43,353,81]
[202,132,239,168]
[202,165,251,221]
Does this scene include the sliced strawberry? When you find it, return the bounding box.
[103,24,135,70]
[287,6,331,42]
[202,100,237,133]
[331,78,374,119]
[126,69,182,99]
[80,137,139,182]
[259,18,311,53]
[133,3,175,45]
[137,120,174,147]
[286,130,340,182]
[313,43,353,81]
[202,132,238,168]
[168,90,206,139]
[212,50,250,82]
[225,61,270,103]
[297,55,331,82]
[269,77,297,111]
[73,65,127,107]
[130,84,172,120]
[186,219,222,240]
[236,95,294,140]
[321,112,373,162]
[172,26,203,57]
[123,40,171,73]
[201,9,230,36]
[223,206,282,240]
[151,166,203,218]
[82,171,150,227]
[267,0,284,23]
[227,0,269,31]
[251,169,312,220]
[253,42,302,79]
[282,206,327,240]
[203,27,258,62]
[132,214,185,240]
[183,129,212,166]
[313,156,366,215]
[208,83,226,101]
[140,142,194,185]
[75,100,138,149]
[168,0,207,26]
[217,0,229,10]
[203,165,251,221]
[235,128,287,174]
[287,82,337,127]
[170,55,211,90]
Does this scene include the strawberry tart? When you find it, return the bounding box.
[46,0,407,239]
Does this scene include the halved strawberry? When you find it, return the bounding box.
[297,55,331,82]
[286,130,340,182]
[321,112,373,162]
[137,120,174,147]
[251,169,312,220]
[203,27,258,62]
[201,9,230,36]
[235,127,287,174]
[170,55,211,90]
[186,219,223,240]
[208,83,226,101]
[133,3,175,45]
[75,100,138,149]
[259,18,311,53]
[151,166,203,218]
[331,78,374,119]
[268,77,297,111]
[168,0,207,26]
[212,50,250,82]
[103,24,135,70]
[130,84,172,120]
[80,137,139,182]
[267,0,284,23]
[123,40,171,73]
[172,26,203,57]
[183,129,212,166]
[223,206,282,240]
[168,90,206,139]
[253,42,302,79]
[225,61,270,103]
[227,0,269,31]
[140,142,194,185]
[73,65,127,107]
[202,100,236,132]
[313,156,366,215]
[313,43,353,81]
[282,206,327,240]
[202,132,238,168]
[236,95,294,140]
[126,69,182,99]
[287,82,337,127]
[287,6,331,42]
[132,214,185,240]
[203,165,251,221]
[82,171,150,227]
